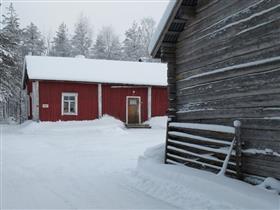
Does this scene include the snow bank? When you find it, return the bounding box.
[21,115,125,135]
[141,144,165,164]
[144,116,167,129]
[131,145,280,210]
[258,177,280,195]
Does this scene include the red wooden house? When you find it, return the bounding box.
[22,56,168,124]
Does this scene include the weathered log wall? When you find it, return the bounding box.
[173,0,280,179]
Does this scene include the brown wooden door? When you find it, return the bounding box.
[127,97,140,124]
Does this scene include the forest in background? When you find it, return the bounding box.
[0,3,158,123]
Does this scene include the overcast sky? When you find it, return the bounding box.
[1,0,170,40]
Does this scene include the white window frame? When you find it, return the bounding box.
[126,96,141,124]
[61,92,78,116]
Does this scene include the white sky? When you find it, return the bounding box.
[1,0,170,40]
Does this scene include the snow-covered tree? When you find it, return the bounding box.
[21,22,46,56]
[122,21,141,61]
[1,2,22,95]
[102,26,122,60]
[92,34,106,59]
[91,26,122,60]
[45,30,53,56]
[71,15,93,57]
[122,17,156,61]
[0,3,24,122]
[1,3,22,44]
[50,23,72,57]
[139,17,156,57]
[0,32,17,103]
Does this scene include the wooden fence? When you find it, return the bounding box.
[165,121,243,178]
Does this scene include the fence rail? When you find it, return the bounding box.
[165,121,242,178]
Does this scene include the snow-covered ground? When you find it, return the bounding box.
[1,116,279,209]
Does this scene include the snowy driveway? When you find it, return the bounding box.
[1,117,176,209]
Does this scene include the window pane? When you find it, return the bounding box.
[129,99,138,105]
[64,101,68,112]
[70,102,75,113]
[69,96,75,101]
[64,96,69,100]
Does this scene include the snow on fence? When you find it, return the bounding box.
[165,121,242,178]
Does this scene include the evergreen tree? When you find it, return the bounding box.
[92,33,106,59]
[0,32,17,103]
[91,26,122,60]
[1,3,22,44]
[21,22,46,56]
[71,15,93,57]
[50,23,71,57]
[0,3,23,121]
[1,2,22,94]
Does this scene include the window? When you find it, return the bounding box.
[61,93,78,115]
[129,99,138,105]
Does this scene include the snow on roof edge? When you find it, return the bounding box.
[24,56,168,87]
[148,0,178,56]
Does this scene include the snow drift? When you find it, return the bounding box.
[132,144,280,210]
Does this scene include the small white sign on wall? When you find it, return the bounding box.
[42,104,49,108]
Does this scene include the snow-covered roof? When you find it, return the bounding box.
[24,56,167,86]
[148,0,178,56]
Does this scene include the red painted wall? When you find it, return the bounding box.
[27,80,167,122]
[102,85,168,123]
[152,87,168,117]
[39,81,98,121]
[102,85,148,123]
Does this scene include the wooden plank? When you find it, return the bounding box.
[177,92,280,110]
[180,118,280,131]
[169,122,235,133]
[177,0,279,50]
[178,0,258,42]
[169,126,234,141]
[168,131,232,146]
[177,57,280,90]
[176,41,280,77]
[166,153,237,174]
[177,107,280,120]
[167,145,237,168]
[177,69,280,100]
[242,156,280,179]
[177,9,280,65]
[168,139,232,155]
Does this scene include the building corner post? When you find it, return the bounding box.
[98,84,102,119]
[161,46,177,122]
[148,86,152,120]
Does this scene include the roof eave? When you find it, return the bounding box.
[149,0,183,58]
